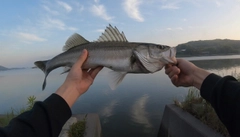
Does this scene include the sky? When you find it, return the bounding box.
[1,0,240,67]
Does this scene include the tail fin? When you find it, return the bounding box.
[34,61,49,90]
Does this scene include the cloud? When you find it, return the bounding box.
[75,2,84,13]
[39,17,78,31]
[68,27,78,31]
[161,2,180,10]
[166,27,183,31]
[57,1,72,13]
[131,94,152,128]
[42,5,59,15]
[96,29,104,32]
[17,32,46,42]
[43,17,66,30]
[91,4,114,21]
[214,0,222,7]
[100,100,118,117]
[123,0,144,22]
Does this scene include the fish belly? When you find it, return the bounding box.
[84,46,133,72]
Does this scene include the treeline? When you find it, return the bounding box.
[0,66,25,71]
[176,39,240,57]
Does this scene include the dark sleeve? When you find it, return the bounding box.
[200,73,240,137]
[0,94,72,137]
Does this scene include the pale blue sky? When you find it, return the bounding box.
[1,0,240,67]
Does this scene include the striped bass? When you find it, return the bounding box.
[34,24,177,90]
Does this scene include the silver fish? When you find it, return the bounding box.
[35,24,176,90]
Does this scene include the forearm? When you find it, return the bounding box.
[0,94,71,137]
[56,83,81,108]
[200,74,240,136]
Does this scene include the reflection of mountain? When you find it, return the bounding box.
[191,59,240,70]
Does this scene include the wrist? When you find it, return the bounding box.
[56,83,81,108]
[192,67,211,90]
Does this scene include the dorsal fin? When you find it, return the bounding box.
[97,24,128,42]
[63,33,89,51]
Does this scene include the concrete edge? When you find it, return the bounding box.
[59,113,101,137]
[158,104,224,137]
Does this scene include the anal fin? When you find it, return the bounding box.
[108,71,127,90]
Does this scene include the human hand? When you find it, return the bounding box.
[165,59,210,89]
[63,49,103,95]
[56,49,102,107]
[165,59,196,87]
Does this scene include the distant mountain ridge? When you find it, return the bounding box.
[0,65,25,71]
[0,65,9,71]
[176,39,240,57]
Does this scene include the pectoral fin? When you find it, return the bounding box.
[108,71,127,90]
[61,67,71,74]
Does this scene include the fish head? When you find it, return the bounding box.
[148,44,170,58]
[134,44,177,73]
[148,44,177,64]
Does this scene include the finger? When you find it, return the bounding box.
[168,67,180,78]
[165,67,172,75]
[89,66,103,79]
[74,49,88,68]
[165,65,173,74]
[164,64,172,69]
[171,75,179,87]
[165,65,176,75]
[176,58,184,66]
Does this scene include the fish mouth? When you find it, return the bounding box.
[162,47,177,64]
[162,57,176,64]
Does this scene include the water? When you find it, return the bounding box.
[1,56,240,137]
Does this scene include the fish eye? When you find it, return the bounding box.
[157,45,163,49]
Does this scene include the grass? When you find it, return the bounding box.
[0,96,36,127]
[174,70,240,137]
[68,115,87,137]
[174,87,230,137]
[0,95,87,137]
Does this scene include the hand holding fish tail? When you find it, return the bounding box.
[165,59,210,89]
[56,49,102,107]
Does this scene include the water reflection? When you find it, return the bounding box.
[131,94,152,128]
[100,99,118,123]
[191,58,240,70]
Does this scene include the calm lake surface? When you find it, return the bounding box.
[1,55,240,137]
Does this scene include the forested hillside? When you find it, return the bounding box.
[176,39,240,57]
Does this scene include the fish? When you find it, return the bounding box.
[34,24,177,90]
